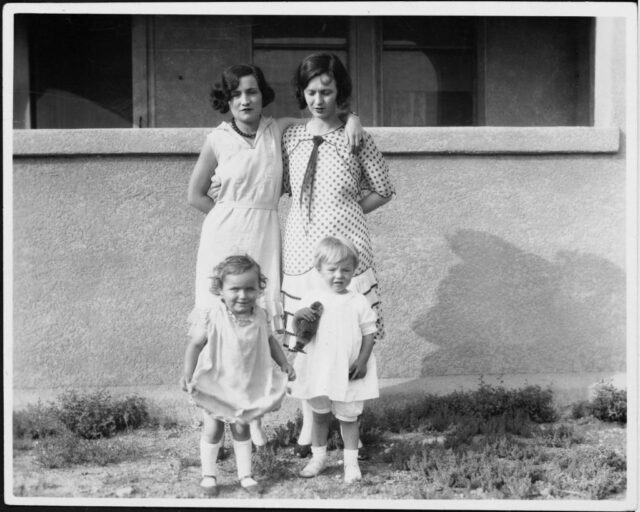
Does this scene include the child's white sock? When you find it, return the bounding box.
[343,448,359,467]
[298,400,314,445]
[311,445,327,460]
[250,419,268,447]
[233,438,253,480]
[343,448,362,483]
[200,439,221,477]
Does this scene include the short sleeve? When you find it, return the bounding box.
[358,131,395,198]
[357,295,378,336]
[206,130,222,164]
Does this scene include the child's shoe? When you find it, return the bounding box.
[200,475,219,496]
[344,464,362,484]
[299,456,328,478]
[240,476,263,495]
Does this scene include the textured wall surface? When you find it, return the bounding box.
[11,134,627,401]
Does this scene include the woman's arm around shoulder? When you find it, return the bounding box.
[276,117,304,134]
[187,138,218,214]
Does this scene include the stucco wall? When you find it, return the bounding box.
[11,127,626,407]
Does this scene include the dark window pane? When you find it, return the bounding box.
[253,16,348,46]
[382,18,476,126]
[28,14,132,128]
[383,16,475,48]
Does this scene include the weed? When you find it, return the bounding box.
[382,440,422,470]
[57,390,149,439]
[541,423,585,448]
[13,401,65,440]
[270,413,302,447]
[253,443,294,481]
[589,382,626,423]
[571,400,592,419]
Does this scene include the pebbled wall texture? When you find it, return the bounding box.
[10,125,631,416]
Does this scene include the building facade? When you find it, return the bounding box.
[10,11,635,414]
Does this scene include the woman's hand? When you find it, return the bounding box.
[344,112,363,154]
[281,363,296,381]
[358,191,393,214]
[294,307,317,323]
[179,376,193,393]
[348,358,368,380]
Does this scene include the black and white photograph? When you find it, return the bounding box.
[4,1,638,509]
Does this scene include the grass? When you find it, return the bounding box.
[12,380,627,500]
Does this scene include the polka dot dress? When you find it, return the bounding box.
[281,124,394,345]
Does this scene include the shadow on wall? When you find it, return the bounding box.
[414,229,626,376]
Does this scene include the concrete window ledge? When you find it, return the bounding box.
[13,126,620,156]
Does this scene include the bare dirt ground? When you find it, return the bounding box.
[11,418,627,503]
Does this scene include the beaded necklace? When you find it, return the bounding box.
[231,118,257,139]
[223,302,255,327]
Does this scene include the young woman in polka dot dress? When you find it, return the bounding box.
[281,53,395,457]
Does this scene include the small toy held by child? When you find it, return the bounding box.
[291,301,323,353]
[289,236,379,484]
[181,255,295,496]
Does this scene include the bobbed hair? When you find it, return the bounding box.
[209,254,267,296]
[209,64,276,113]
[293,53,352,110]
[313,236,359,271]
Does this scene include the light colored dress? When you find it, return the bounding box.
[189,298,288,423]
[281,124,395,348]
[290,288,379,402]
[191,116,283,331]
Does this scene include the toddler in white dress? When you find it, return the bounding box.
[181,255,295,496]
[290,236,379,483]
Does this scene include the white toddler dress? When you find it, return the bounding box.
[189,298,288,424]
[290,288,379,403]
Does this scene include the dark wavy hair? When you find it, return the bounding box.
[293,53,352,110]
[209,254,267,296]
[209,64,275,113]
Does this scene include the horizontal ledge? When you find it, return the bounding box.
[12,126,620,156]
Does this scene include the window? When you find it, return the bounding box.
[27,14,132,128]
[252,16,349,119]
[382,17,476,126]
[14,14,594,129]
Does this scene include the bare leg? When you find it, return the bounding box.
[311,411,331,447]
[299,411,331,478]
[339,419,359,450]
